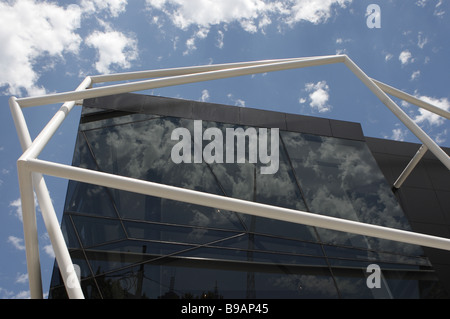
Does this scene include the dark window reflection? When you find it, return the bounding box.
[281,131,424,258]
[49,108,448,299]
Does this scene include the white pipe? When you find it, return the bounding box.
[20,77,92,160]
[16,56,346,108]
[9,97,43,298]
[344,57,450,170]
[9,97,33,150]
[17,77,91,299]
[89,56,336,83]
[11,83,89,298]
[394,145,429,189]
[373,79,450,120]
[32,172,84,299]
[25,158,450,252]
[16,165,43,299]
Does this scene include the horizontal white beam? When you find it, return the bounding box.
[89,57,328,84]
[24,158,450,252]
[16,55,345,108]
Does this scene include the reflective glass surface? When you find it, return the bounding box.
[49,105,448,299]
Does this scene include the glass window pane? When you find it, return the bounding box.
[281,131,424,256]
[71,216,126,247]
[51,97,448,299]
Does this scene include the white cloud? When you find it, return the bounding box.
[0,287,30,299]
[434,1,445,17]
[9,198,24,222]
[216,30,225,49]
[7,236,25,251]
[146,0,274,30]
[411,70,421,80]
[86,29,138,74]
[391,128,407,141]
[0,0,82,96]
[200,89,210,102]
[0,0,134,96]
[183,27,209,55]
[15,273,28,285]
[416,0,428,7]
[288,0,352,25]
[435,129,448,145]
[81,0,128,17]
[417,32,428,49]
[43,245,55,259]
[413,95,450,127]
[399,50,413,65]
[302,81,332,113]
[9,194,41,222]
[146,0,353,52]
[146,0,352,32]
[235,99,246,107]
[227,93,246,107]
[385,53,394,62]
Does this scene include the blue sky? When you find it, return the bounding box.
[0,0,449,299]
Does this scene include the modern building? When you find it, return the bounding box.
[48,93,450,299]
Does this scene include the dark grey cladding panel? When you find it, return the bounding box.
[192,102,239,124]
[398,186,447,224]
[239,107,287,130]
[83,93,365,140]
[425,159,450,191]
[139,94,194,118]
[285,113,365,141]
[366,137,450,160]
[367,136,450,292]
[84,93,194,118]
[330,119,365,141]
[285,114,332,137]
[83,93,143,113]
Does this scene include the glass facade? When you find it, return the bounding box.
[49,96,449,299]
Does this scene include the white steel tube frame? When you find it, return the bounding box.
[9,55,450,299]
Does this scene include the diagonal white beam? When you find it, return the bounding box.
[372,79,450,120]
[344,56,450,170]
[394,144,429,189]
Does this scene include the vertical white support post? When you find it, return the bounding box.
[10,97,43,299]
[17,165,43,299]
[10,77,91,299]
